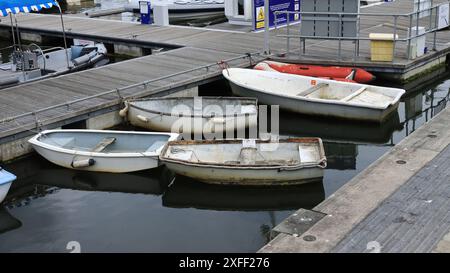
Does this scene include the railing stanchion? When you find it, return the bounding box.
[263,0,270,55]
[433,5,438,51]
[393,15,398,63]
[286,13,290,56]
[407,13,413,59]
[338,13,342,60]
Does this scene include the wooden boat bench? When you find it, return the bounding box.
[297,83,329,97]
[91,137,116,152]
[145,141,167,152]
[341,86,367,102]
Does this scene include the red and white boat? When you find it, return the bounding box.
[254,61,376,84]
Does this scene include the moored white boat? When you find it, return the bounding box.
[28,129,179,173]
[223,68,405,122]
[0,43,108,89]
[120,97,258,135]
[0,167,16,203]
[160,138,327,186]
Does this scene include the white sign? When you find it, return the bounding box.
[140,1,149,14]
[438,4,450,29]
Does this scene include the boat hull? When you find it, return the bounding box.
[0,182,12,203]
[163,162,324,186]
[28,129,179,173]
[228,81,399,122]
[255,61,376,83]
[128,107,257,135]
[31,144,160,173]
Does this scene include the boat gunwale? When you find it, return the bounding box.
[126,96,259,118]
[0,170,16,186]
[159,138,327,170]
[28,129,179,158]
[223,68,405,110]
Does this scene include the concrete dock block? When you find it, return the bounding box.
[0,136,34,162]
[270,209,326,240]
[85,111,123,130]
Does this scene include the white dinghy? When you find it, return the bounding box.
[28,130,179,173]
[223,68,405,122]
[120,97,258,135]
[160,138,327,186]
[0,167,16,203]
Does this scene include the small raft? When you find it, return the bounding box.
[223,68,405,122]
[160,138,327,186]
[120,97,258,135]
[28,130,179,173]
[254,60,376,83]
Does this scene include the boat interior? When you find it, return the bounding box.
[132,97,258,116]
[38,131,171,154]
[163,140,324,166]
[233,70,403,107]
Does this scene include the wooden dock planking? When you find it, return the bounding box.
[0,0,449,155]
[0,45,260,142]
[260,107,450,253]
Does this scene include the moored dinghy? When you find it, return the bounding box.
[160,138,327,186]
[28,130,179,173]
[223,68,405,122]
[0,167,16,203]
[120,97,258,135]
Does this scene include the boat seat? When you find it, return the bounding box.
[298,145,318,164]
[145,141,167,153]
[297,83,329,97]
[341,86,367,102]
[91,137,116,153]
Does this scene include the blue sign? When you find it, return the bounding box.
[253,0,301,31]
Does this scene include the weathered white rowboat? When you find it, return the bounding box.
[120,97,258,135]
[0,167,16,203]
[223,68,405,122]
[28,130,179,173]
[160,138,327,186]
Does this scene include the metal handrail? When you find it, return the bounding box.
[0,52,261,126]
[268,0,450,61]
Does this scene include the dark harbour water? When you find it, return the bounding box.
[0,32,449,251]
[1,73,448,252]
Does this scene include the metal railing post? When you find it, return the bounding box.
[56,0,70,70]
[338,13,342,60]
[9,14,16,50]
[392,15,398,63]
[433,5,438,51]
[263,0,270,55]
[286,12,290,55]
[429,0,434,30]
[407,14,413,59]
[416,0,420,39]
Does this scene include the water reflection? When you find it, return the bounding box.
[0,76,449,252]
[34,168,171,195]
[401,87,449,136]
[163,177,324,211]
[279,110,402,145]
[0,207,21,235]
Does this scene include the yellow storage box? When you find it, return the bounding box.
[369,33,399,62]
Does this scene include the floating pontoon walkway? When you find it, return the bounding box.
[260,107,450,253]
